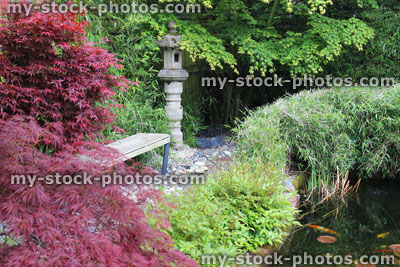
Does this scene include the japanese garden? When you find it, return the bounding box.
[0,0,399,266]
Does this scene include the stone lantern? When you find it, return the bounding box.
[156,21,188,143]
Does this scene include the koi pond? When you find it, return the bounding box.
[281,179,400,267]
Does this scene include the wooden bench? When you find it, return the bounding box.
[107,133,170,175]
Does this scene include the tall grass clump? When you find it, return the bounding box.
[101,83,170,142]
[236,86,400,185]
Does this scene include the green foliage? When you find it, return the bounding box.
[234,106,288,171]
[236,86,400,181]
[77,0,377,128]
[178,20,237,73]
[0,225,19,246]
[67,0,393,135]
[181,104,207,147]
[160,160,298,265]
[175,0,375,123]
[101,85,170,141]
[326,2,400,81]
[79,4,169,139]
[78,0,208,142]
[174,0,374,77]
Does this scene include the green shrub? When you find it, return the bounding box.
[182,104,207,147]
[160,160,298,265]
[236,86,400,181]
[101,83,170,141]
[327,3,400,81]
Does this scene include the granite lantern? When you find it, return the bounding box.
[156,21,188,143]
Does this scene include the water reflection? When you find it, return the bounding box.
[282,180,400,266]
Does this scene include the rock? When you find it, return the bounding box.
[173,144,196,160]
[223,151,232,157]
[195,168,205,174]
[197,135,224,149]
[256,246,276,257]
[293,173,308,190]
[194,161,206,167]
[284,179,295,191]
[154,138,236,190]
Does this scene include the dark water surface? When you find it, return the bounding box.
[281,180,400,266]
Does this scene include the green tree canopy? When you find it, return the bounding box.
[175,0,375,76]
[83,0,376,77]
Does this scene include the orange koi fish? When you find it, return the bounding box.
[307,224,340,236]
[372,249,392,253]
[376,232,389,238]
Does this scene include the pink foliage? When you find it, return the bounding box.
[0,7,197,267]
[0,7,128,145]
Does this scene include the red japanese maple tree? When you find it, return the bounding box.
[0,6,197,267]
[0,4,126,145]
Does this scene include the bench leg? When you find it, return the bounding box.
[162,143,169,175]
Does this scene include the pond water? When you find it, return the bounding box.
[281,179,400,267]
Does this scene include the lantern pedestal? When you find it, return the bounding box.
[156,21,188,143]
